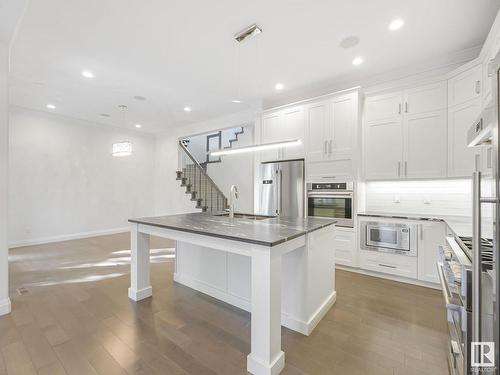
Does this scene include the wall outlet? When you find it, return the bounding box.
[393,195,401,203]
[423,195,431,204]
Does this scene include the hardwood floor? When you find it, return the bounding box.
[2,233,449,375]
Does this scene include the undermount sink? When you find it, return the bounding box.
[215,213,274,221]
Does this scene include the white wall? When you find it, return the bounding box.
[0,42,10,315]
[8,107,157,246]
[364,179,473,217]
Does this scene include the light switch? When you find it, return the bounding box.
[424,195,431,204]
[393,195,401,203]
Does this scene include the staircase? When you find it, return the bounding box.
[177,141,228,212]
[221,126,244,149]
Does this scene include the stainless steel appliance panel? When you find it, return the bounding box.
[360,220,418,256]
[306,181,354,227]
[279,160,305,218]
[258,160,304,217]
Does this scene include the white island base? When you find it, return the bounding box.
[128,222,336,375]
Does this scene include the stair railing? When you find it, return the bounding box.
[178,140,228,212]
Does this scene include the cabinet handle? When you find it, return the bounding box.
[378,263,397,269]
[405,102,408,113]
[398,162,401,177]
[398,103,401,114]
[329,140,333,155]
[475,80,481,94]
[405,161,408,176]
[323,140,327,155]
[420,224,423,240]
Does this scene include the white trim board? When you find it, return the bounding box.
[336,265,441,290]
[8,227,129,248]
[174,272,336,336]
[0,298,11,316]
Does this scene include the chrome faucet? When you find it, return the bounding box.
[229,185,239,218]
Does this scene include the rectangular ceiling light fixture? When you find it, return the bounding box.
[234,23,262,42]
[210,139,301,157]
[112,141,133,157]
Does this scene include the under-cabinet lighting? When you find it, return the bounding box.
[210,139,302,156]
[112,141,133,157]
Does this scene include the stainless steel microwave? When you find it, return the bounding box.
[360,221,418,256]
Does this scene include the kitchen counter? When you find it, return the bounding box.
[357,212,478,238]
[128,212,337,375]
[129,212,336,247]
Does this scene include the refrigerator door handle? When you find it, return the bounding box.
[472,170,482,345]
[279,169,283,214]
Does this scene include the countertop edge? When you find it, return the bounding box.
[128,218,336,248]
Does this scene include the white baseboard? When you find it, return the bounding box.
[247,350,285,375]
[8,227,129,248]
[336,265,441,290]
[174,272,335,336]
[281,291,336,336]
[0,298,11,316]
[174,272,251,311]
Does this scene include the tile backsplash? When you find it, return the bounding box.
[363,179,474,217]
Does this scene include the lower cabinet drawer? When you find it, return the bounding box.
[359,250,418,279]
[334,228,356,267]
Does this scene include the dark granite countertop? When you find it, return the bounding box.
[129,213,336,247]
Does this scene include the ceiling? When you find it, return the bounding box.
[10,0,500,133]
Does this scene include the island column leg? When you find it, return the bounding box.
[247,247,284,375]
[128,223,152,301]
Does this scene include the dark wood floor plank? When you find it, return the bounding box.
[3,233,449,375]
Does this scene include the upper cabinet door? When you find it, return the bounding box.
[403,81,447,115]
[281,106,305,160]
[447,98,482,177]
[404,110,447,178]
[330,93,357,160]
[260,112,282,162]
[365,92,403,122]
[448,64,482,107]
[305,102,328,162]
[364,118,403,180]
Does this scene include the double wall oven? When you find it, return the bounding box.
[306,182,353,227]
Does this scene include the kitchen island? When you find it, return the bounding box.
[128,212,336,375]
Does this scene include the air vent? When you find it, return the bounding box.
[234,24,262,43]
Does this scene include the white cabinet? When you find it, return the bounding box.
[281,106,305,160]
[404,110,447,178]
[359,249,418,279]
[334,227,356,267]
[447,98,482,177]
[364,81,447,180]
[417,222,446,283]
[305,101,329,162]
[365,91,403,121]
[260,106,305,162]
[306,92,358,162]
[448,64,482,107]
[364,118,403,179]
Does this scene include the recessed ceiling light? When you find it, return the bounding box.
[135,124,142,128]
[184,106,192,112]
[231,99,242,103]
[389,18,404,31]
[133,95,147,101]
[275,83,284,90]
[352,57,363,66]
[100,113,110,117]
[81,70,95,78]
[46,104,56,109]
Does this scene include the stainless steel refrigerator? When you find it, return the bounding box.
[467,50,500,374]
[258,160,304,217]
